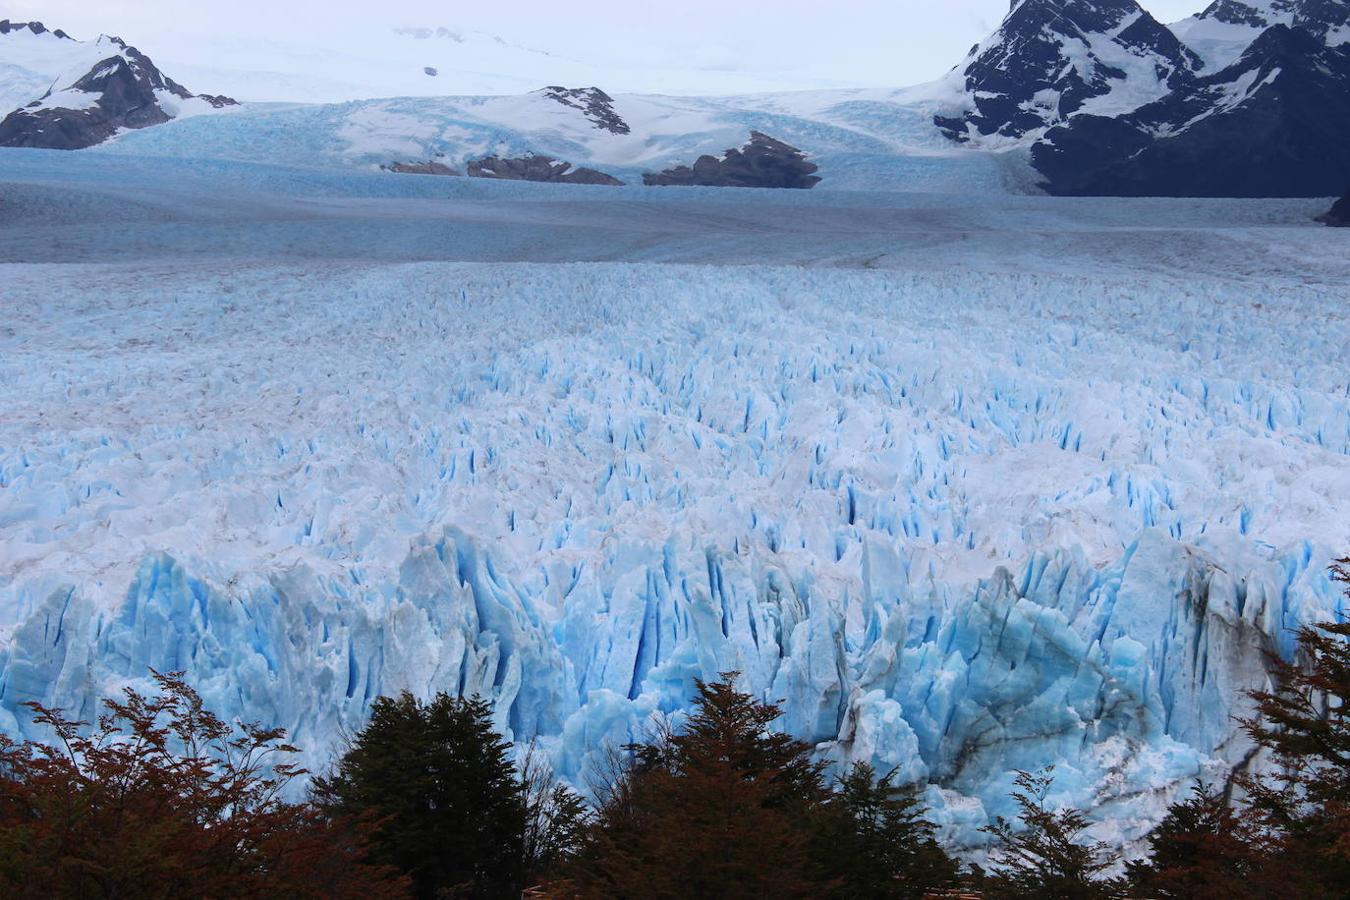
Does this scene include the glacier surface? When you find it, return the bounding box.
[0,150,1347,852]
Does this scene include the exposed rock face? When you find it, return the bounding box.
[1317,193,1350,226]
[0,31,236,150]
[540,86,630,135]
[0,19,70,39]
[1033,25,1350,196]
[466,154,624,186]
[1196,0,1350,41]
[382,160,462,176]
[643,132,821,189]
[935,0,1200,143]
[934,0,1350,196]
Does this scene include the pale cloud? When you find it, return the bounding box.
[2,1,1213,98]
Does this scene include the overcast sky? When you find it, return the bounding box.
[3,1,1213,97]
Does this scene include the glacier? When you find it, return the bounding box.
[0,150,1348,853]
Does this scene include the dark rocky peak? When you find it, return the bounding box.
[1316,192,1350,226]
[0,35,236,150]
[937,0,1201,142]
[1197,0,1349,33]
[382,160,462,176]
[1286,0,1350,37]
[643,132,821,189]
[1032,23,1350,196]
[63,56,177,124]
[1195,0,1286,26]
[539,86,630,135]
[0,20,71,39]
[467,154,624,186]
[1006,0,1143,33]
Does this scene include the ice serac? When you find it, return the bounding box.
[934,0,1200,143]
[0,23,236,150]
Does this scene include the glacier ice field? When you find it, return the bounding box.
[0,150,1348,852]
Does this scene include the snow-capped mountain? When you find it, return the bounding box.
[1034,9,1350,196]
[934,0,1201,144]
[1173,0,1350,68]
[0,20,235,150]
[921,0,1350,196]
[3,5,1346,193]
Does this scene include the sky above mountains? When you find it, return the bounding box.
[4,0,1211,98]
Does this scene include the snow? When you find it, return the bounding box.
[1170,15,1270,70]
[98,87,1013,194]
[0,149,1347,855]
[146,23,897,104]
[0,28,121,114]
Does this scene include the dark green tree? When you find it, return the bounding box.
[980,766,1120,899]
[565,674,829,899]
[312,693,525,899]
[813,761,959,898]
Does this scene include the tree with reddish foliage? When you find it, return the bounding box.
[1233,557,1350,898]
[1124,783,1266,900]
[814,761,959,898]
[0,670,407,899]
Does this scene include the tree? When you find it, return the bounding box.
[0,670,406,899]
[312,692,526,899]
[564,674,959,899]
[980,766,1120,899]
[565,674,829,899]
[813,761,959,898]
[520,746,589,889]
[1125,783,1265,900]
[1236,556,1350,897]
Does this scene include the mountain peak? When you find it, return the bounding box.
[0,22,236,150]
[539,86,630,135]
[0,19,72,40]
[936,0,1199,143]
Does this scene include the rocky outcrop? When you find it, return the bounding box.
[0,19,70,39]
[467,154,623,186]
[1317,194,1350,226]
[643,132,821,189]
[383,160,462,176]
[540,86,630,135]
[0,32,236,150]
[1193,0,1350,44]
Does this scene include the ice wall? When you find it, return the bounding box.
[2,245,1347,849]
